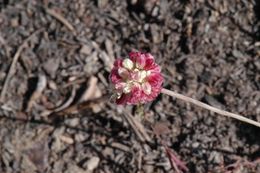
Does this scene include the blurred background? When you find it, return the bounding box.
[0,0,259,172]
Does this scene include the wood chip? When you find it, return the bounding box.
[111,142,130,152]
[80,44,92,55]
[153,121,171,137]
[105,39,115,62]
[23,140,49,171]
[80,76,101,102]
[59,135,74,144]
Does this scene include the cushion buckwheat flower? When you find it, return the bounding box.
[110,51,163,105]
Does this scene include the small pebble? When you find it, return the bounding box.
[85,157,100,171]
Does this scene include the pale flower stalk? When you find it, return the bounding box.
[161,88,260,128]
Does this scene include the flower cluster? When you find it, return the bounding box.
[110,51,163,105]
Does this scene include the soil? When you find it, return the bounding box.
[0,0,260,173]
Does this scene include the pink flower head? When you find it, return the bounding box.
[110,51,163,105]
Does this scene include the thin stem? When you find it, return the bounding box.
[136,104,145,118]
[161,88,260,128]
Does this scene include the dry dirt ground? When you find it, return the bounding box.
[0,0,260,173]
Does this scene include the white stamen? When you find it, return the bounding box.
[123,83,132,93]
[138,70,147,82]
[122,58,134,70]
[142,82,151,95]
[118,67,129,79]
[117,92,122,98]
[146,70,151,76]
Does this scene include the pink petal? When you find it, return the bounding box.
[116,94,129,105]
[128,51,141,63]
[128,86,142,104]
[149,65,161,73]
[113,59,123,68]
[144,59,156,70]
[118,67,130,79]
[135,54,146,69]
[145,53,155,60]
[139,92,151,103]
[130,70,139,81]
[110,69,122,84]
[147,73,164,87]
[115,82,126,90]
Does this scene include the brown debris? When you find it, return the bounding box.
[0,29,43,103]
[0,1,260,173]
[45,8,76,35]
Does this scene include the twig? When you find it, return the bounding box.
[0,29,43,102]
[122,110,152,143]
[48,95,109,117]
[161,88,260,128]
[62,78,86,88]
[26,74,47,112]
[45,8,76,35]
[52,86,76,113]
